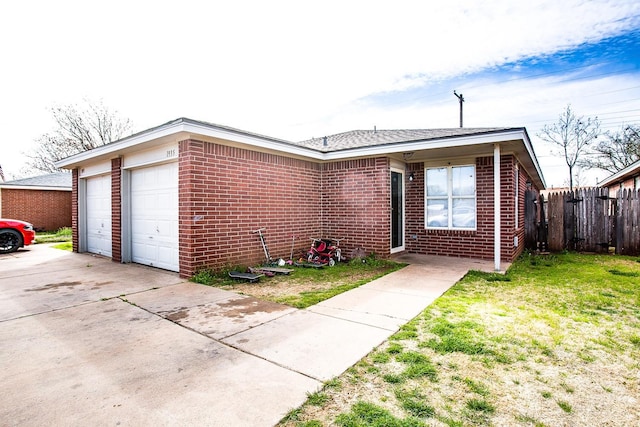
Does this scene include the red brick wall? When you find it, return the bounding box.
[511,161,536,260]
[320,158,390,257]
[405,155,523,262]
[68,138,537,274]
[111,158,122,263]
[177,142,393,276]
[500,155,516,261]
[1,188,71,232]
[499,155,540,262]
[72,169,79,251]
[178,139,322,277]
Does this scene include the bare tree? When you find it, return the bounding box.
[565,166,586,189]
[25,99,133,173]
[538,104,600,192]
[579,124,640,174]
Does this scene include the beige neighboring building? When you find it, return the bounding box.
[598,160,640,192]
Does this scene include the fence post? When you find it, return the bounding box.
[564,191,574,250]
[547,192,563,251]
[539,194,548,252]
[524,189,537,250]
[616,189,624,255]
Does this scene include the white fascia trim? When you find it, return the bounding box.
[598,159,640,187]
[0,185,71,191]
[520,131,547,188]
[322,130,530,160]
[55,120,187,167]
[54,123,545,182]
[55,120,324,168]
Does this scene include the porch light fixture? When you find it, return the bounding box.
[409,172,415,182]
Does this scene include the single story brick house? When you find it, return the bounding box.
[598,159,640,192]
[56,118,545,278]
[0,172,72,231]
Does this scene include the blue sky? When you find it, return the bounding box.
[1,0,639,187]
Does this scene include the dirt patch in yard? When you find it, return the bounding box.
[222,270,378,299]
[192,259,405,308]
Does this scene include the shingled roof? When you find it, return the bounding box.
[1,172,71,188]
[294,127,513,152]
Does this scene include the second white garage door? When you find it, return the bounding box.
[131,162,179,272]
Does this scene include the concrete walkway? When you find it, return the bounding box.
[0,245,500,426]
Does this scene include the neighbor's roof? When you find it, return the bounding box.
[598,159,640,187]
[295,128,514,152]
[0,172,72,190]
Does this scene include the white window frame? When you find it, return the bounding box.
[425,164,477,230]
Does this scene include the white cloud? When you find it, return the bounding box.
[1,0,638,181]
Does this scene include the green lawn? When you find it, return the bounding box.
[35,227,72,244]
[280,252,640,427]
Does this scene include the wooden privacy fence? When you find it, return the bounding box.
[525,188,640,255]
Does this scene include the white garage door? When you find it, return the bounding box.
[86,174,112,257]
[131,162,179,272]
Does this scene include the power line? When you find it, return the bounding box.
[396,63,637,108]
[581,85,640,98]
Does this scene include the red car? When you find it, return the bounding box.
[0,219,36,254]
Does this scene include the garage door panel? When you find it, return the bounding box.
[131,162,178,272]
[86,175,112,257]
[157,244,176,267]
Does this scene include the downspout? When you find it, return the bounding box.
[494,143,501,272]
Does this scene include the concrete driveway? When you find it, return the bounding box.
[0,244,499,426]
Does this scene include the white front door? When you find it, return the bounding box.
[130,162,179,272]
[86,174,112,257]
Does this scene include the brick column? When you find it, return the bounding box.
[72,168,79,253]
[111,157,122,263]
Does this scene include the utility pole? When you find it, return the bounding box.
[453,90,464,128]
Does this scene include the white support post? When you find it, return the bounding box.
[494,143,501,272]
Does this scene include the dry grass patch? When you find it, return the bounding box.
[191,255,405,308]
[278,253,640,426]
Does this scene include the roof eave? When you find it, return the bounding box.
[0,185,71,191]
[322,128,525,158]
[323,128,546,189]
[520,128,547,189]
[53,119,546,189]
[598,159,640,187]
[55,118,325,169]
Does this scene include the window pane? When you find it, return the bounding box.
[427,199,448,227]
[452,198,476,228]
[426,168,447,196]
[452,166,475,196]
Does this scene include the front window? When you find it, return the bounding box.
[425,165,476,229]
